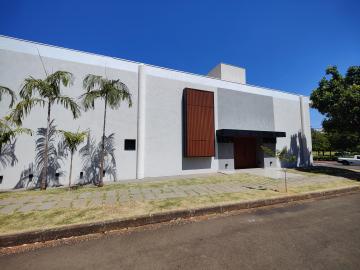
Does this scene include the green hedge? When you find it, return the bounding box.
[313,156,338,161]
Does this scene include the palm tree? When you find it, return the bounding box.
[0,85,31,170]
[81,75,132,186]
[59,130,87,188]
[10,71,81,190]
[0,116,32,153]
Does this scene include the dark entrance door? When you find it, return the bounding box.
[234,137,257,169]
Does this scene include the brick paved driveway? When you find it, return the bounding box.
[0,170,354,215]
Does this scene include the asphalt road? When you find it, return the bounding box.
[2,193,360,270]
[314,161,360,171]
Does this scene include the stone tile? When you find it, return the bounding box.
[119,189,129,196]
[143,194,156,201]
[129,188,142,195]
[106,190,118,197]
[156,193,173,200]
[130,193,144,201]
[91,192,104,200]
[31,196,48,203]
[142,191,157,201]
[79,192,93,199]
[37,201,58,211]
[73,199,89,208]
[178,187,198,196]
[161,188,174,194]
[56,200,72,209]
[0,204,19,214]
[87,198,103,207]
[169,188,187,198]
[104,193,118,205]
[205,185,222,194]
[0,199,12,206]
[187,188,202,196]
[166,193,182,199]
[119,196,130,203]
[17,203,39,213]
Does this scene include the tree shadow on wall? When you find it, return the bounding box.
[0,139,18,170]
[15,162,38,189]
[15,120,67,189]
[280,132,311,168]
[78,133,117,185]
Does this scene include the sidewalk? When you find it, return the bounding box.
[0,167,359,235]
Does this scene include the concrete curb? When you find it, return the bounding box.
[1,186,360,248]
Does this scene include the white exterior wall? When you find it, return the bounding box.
[273,96,312,167]
[0,36,312,189]
[0,37,139,189]
[143,67,219,177]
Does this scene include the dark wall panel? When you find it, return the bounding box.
[183,88,215,157]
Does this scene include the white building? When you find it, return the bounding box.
[0,36,312,190]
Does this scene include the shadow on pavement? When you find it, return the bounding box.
[294,166,360,181]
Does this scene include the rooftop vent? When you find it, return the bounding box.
[207,63,246,84]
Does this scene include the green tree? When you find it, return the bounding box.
[311,129,330,155]
[81,75,132,187]
[10,71,81,190]
[327,132,359,153]
[310,66,360,136]
[0,116,31,152]
[59,130,87,188]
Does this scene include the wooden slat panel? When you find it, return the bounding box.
[183,88,215,157]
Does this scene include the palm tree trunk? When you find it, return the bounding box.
[99,96,107,187]
[41,102,51,190]
[69,152,73,189]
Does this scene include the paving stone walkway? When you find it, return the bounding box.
[0,171,352,215]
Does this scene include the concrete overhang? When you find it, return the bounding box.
[216,129,286,142]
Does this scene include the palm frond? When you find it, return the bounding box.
[106,80,132,109]
[9,98,46,125]
[46,71,74,87]
[55,95,81,119]
[80,90,103,111]
[59,129,87,153]
[0,116,32,149]
[0,86,16,108]
[20,77,50,99]
[83,74,104,92]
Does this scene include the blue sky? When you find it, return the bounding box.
[1,0,359,128]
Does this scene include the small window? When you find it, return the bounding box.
[124,139,136,151]
[0,175,3,184]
